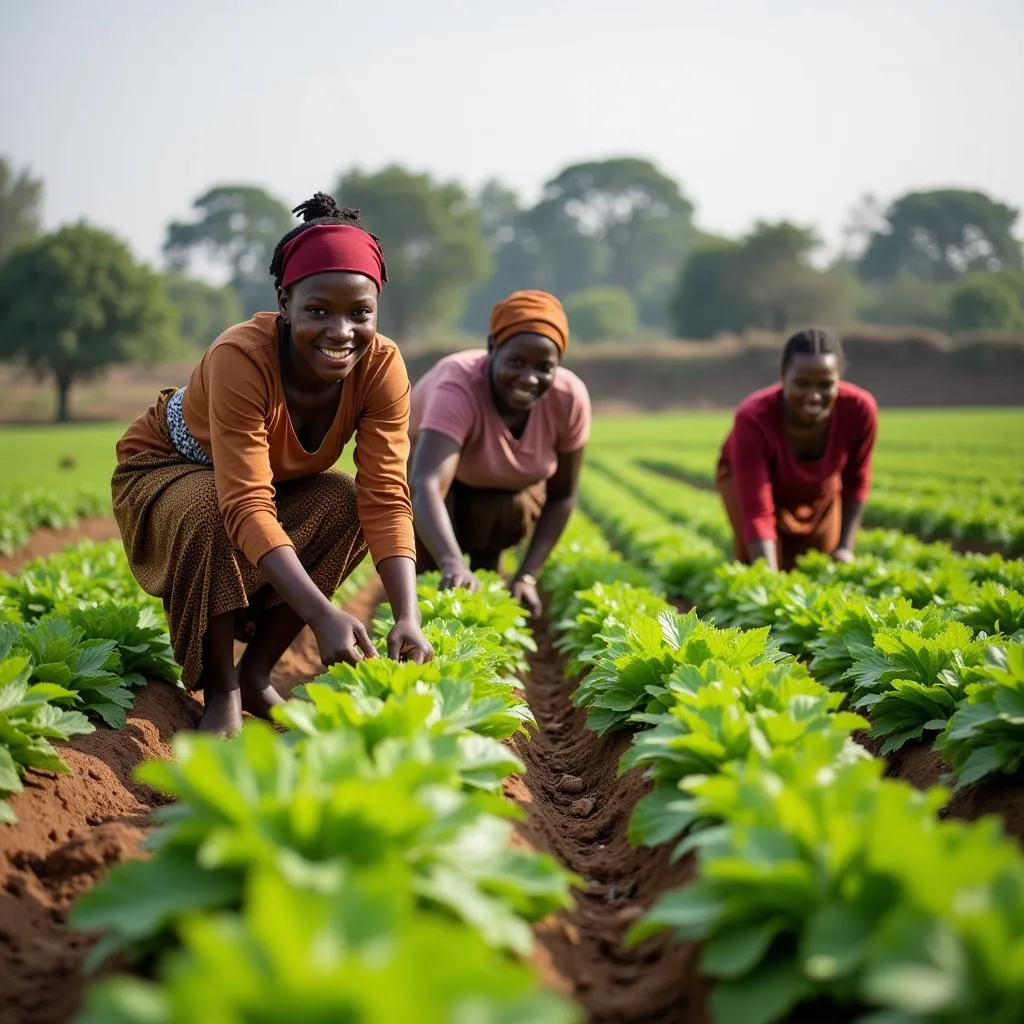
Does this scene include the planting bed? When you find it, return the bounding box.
[2,408,1024,1023]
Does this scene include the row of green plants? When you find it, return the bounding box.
[0,543,179,823]
[580,457,1023,604]
[542,515,1024,1024]
[0,540,376,825]
[631,447,1024,555]
[578,465,1024,789]
[72,570,580,1024]
[0,485,111,555]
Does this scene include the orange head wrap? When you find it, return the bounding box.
[489,290,570,355]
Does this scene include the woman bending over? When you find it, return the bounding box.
[408,290,591,616]
[112,192,433,734]
[716,327,878,572]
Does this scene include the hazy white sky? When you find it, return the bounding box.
[2,0,1022,271]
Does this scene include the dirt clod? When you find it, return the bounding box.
[569,797,597,818]
[557,775,585,794]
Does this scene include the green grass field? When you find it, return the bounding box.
[2,408,1021,491]
[0,409,1021,556]
[589,407,1024,478]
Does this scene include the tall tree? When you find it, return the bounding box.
[461,180,535,334]
[528,158,696,327]
[336,165,490,340]
[668,222,857,337]
[563,287,638,342]
[857,272,952,328]
[948,273,1024,331]
[0,223,179,421]
[163,273,243,349]
[858,189,1023,284]
[739,222,857,332]
[668,237,754,338]
[839,192,887,262]
[164,186,293,316]
[0,157,44,263]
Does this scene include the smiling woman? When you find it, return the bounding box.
[715,327,879,571]
[408,290,592,616]
[110,192,433,735]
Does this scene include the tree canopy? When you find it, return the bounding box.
[163,273,243,350]
[564,287,639,343]
[669,222,858,337]
[949,273,1024,331]
[164,185,293,316]
[858,189,1023,284]
[337,165,491,341]
[0,157,44,264]
[0,223,179,421]
[5,160,1023,358]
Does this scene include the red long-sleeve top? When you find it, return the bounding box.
[718,382,878,543]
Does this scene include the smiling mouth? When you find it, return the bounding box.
[510,386,538,402]
[317,345,356,363]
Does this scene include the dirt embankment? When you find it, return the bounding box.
[3,329,1024,423]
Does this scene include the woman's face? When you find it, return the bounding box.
[781,352,841,426]
[278,271,378,383]
[488,332,561,413]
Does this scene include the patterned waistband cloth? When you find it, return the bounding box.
[165,387,212,466]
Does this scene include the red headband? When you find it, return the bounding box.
[278,223,385,292]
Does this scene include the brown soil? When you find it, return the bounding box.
[508,614,709,1024]
[0,519,121,576]
[0,683,199,1024]
[0,574,385,1024]
[882,740,1024,847]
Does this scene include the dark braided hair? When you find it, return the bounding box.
[781,327,845,373]
[268,191,389,288]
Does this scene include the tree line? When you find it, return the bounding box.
[1,154,1022,420]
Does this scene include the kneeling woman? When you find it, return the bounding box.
[716,327,878,571]
[113,192,433,734]
[408,290,591,615]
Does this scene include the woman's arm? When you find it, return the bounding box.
[377,555,433,663]
[836,394,879,562]
[509,448,585,614]
[746,537,780,572]
[730,415,780,570]
[408,429,478,591]
[833,498,866,562]
[258,546,377,664]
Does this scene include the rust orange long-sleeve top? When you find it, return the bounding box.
[718,381,878,543]
[116,312,416,568]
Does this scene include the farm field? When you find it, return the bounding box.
[0,407,1023,1023]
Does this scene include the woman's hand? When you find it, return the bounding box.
[509,574,543,617]
[832,546,855,564]
[439,556,480,593]
[311,606,378,666]
[387,616,434,664]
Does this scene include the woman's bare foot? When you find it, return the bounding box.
[239,671,286,720]
[198,687,243,736]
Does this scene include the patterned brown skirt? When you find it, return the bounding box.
[416,479,545,573]
[715,467,841,571]
[111,444,366,689]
